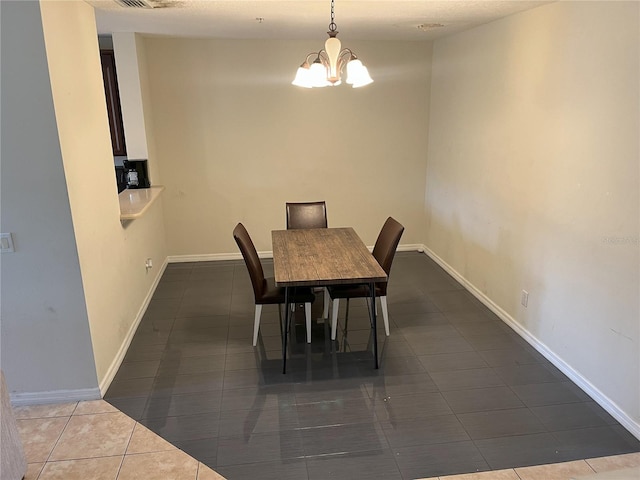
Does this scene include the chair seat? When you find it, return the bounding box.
[325,217,404,341]
[258,277,316,305]
[327,282,386,300]
[234,222,317,345]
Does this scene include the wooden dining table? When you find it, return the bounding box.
[272,227,387,373]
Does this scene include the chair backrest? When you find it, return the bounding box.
[233,223,266,301]
[372,217,405,276]
[286,201,327,230]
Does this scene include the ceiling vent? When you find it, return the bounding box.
[114,0,159,8]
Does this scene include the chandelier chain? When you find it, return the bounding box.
[328,0,337,33]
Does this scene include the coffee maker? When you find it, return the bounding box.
[123,159,151,189]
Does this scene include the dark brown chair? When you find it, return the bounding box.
[327,217,405,340]
[286,201,328,230]
[286,201,331,318]
[233,223,315,345]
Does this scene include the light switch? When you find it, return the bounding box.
[1,233,15,253]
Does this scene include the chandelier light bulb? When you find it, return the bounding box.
[309,61,331,87]
[346,59,373,88]
[292,64,313,88]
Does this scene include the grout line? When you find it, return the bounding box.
[40,411,74,466]
[122,421,137,456]
[114,452,127,480]
[33,462,44,480]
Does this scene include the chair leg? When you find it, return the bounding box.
[345,298,351,333]
[253,304,263,346]
[322,287,330,319]
[331,298,340,340]
[380,296,390,336]
[305,302,312,343]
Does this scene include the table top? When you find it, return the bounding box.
[272,227,388,287]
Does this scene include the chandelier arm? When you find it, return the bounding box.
[335,49,355,72]
[317,50,330,66]
[339,47,356,59]
[298,51,323,67]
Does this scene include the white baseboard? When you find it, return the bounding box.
[97,257,169,397]
[398,243,423,252]
[168,252,243,262]
[10,387,101,406]
[421,244,640,441]
[167,243,421,264]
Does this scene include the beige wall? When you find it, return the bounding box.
[0,0,98,396]
[39,0,168,392]
[426,1,639,431]
[141,37,432,255]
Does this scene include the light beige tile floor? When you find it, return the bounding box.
[15,400,225,480]
[14,400,640,480]
[417,452,640,480]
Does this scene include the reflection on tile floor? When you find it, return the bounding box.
[102,252,640,479]
[15,400,640,480]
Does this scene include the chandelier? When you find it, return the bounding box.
[292,0,373,88]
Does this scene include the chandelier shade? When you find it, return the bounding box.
[292,0,373,89]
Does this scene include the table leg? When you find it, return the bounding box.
[282,286,289,374]
[370,282,379,369]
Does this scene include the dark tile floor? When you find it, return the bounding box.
[105,252,640,479]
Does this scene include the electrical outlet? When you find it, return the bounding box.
[1,233,15,253]
[521,290,529,307]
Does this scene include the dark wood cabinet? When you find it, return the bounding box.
[100,50,127,157]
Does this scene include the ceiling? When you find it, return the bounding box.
[87,0,553,42]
